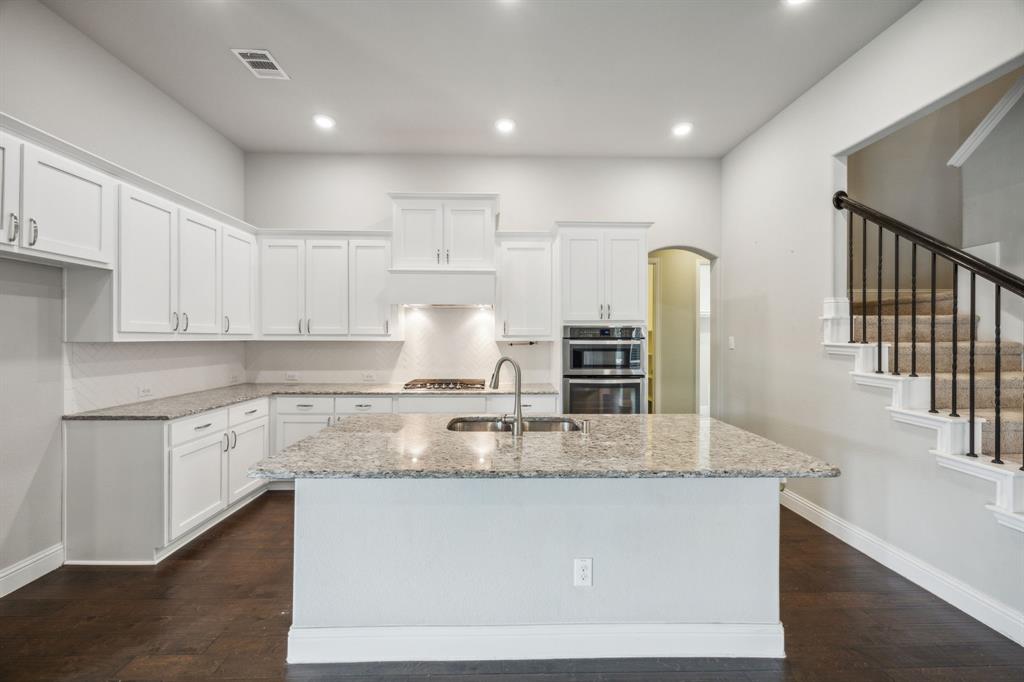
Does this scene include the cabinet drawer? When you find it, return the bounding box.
[335,396,393,414]
[170,409,228,447]
[275,396,334,414]
[229,398,269,425]
[485,395,558,415]
[396,395,487,414]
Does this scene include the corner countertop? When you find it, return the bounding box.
[250,413,840,480]
[62,382,559,421]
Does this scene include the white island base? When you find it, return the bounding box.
[287,477,784,664]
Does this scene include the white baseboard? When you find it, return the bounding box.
[287,622,785,664]
[267,480,295,491]
[0,543,63,597]
[781,489,1024,646]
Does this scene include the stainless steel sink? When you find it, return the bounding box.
[447,416,582,433]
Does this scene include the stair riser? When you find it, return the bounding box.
[981,424,1024,456]
[853,300,955,316]
[890,348,1023,373]
[853,317,973,343]
[933,383,1024,410]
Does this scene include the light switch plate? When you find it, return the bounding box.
[285,372,299,382]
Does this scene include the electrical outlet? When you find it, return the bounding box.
[573,558,593,587]
[361,372,376,383]
[137,386,153,399]
[229,374,240,384]
[728,336,736,350]
[285,372,299,382]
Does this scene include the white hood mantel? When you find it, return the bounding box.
[386,268,496,306]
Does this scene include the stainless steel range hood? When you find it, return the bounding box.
[386,269,496,306]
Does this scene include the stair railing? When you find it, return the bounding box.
[833,191,1024,470]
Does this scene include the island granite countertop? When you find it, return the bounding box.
[250,413,840,480]
[63,382,559,421]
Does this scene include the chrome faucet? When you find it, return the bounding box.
[489,356,524,436]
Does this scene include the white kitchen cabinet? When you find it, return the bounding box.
[227,417,269,503]
[335,396,394,414]
[221,226,256,335]
[169,431,228,541]
[397,395,488,414]
[178,210,221,334]
[560,224,648,323]
[0,133,21,255]
[349,239,393,336]
[260,239,305,335]
[275,413,333,453]
[390,194,497,270]
[485,394,559,414]
[119,186,178,334]
[20,143,115,266]
[305,240,349,335]
[496,240,552,339]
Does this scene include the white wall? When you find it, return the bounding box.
[245,154,721,256]
[0,0,244,215]
[0,261,62,590]
[720,0,1024,621]
[247,308,553,385]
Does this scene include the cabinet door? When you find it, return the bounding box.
[169,432,227,540]
[21,144,115,265]
[498,241,552,338]
[118,186,178,333]
[221,227,256,335]
[393,200,443,268]
[0,133,21,255]
[275,414,333,453]
[178,210,221,334]
[349,239,391,335]
[443,201,494,269]
[561,231,604,321]
[227,418,268,503]
[604,230,646,322]
[260,239,305,335]
[396,396,488,414]
[305,240,348,335]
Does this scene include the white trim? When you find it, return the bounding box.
[988,506,1024,533]
[268,480,295,491]
[781,490,1024,646]
[287,622,785,664]
[0,543,63,597]
[948,75,1024,167]
[555,220,653,230]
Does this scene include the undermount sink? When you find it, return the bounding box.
[447,416,583,433]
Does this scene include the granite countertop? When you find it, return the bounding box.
[63,382,559,421]
[251,413,840,480]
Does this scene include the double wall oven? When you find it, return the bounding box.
[562,325,646,414]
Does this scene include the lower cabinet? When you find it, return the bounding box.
[228,418,269,503]
[169,432,228,541]
[276,413,333,453]
[485,394,559,414]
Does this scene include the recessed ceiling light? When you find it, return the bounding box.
[313,114,336,130]
[495,118,516,135]
[783,0,809,5]
[671,122,694,137]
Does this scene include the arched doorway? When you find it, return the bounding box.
[647,247,713,415]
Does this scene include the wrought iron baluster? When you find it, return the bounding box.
[893,235,900,375]
[876,223,883,374]
[862,217,868,344]
[950,264,959,418]
[968,273,976,457]
[929,252,938,414]
[911,244,918,377]
[848,210,854,344]
[994,286,1003,465]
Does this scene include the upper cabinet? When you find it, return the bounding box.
[349,239,392,336]
[559,223,649,323]
[0,133,23,256]
[390,194,497,270]
[221,226,256,335]
[496,239,553,340]
[119,186,178,333]
[178,210,221,335]
[260,239,305,336]
[305,240,349,336]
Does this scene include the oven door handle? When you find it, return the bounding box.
[564,378,645,385]
[565,339,644,346]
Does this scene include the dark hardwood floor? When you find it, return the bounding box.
[1,491,1020,681]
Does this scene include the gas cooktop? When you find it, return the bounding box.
[402,378,486,391]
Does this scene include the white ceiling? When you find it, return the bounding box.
[43,0,918,157]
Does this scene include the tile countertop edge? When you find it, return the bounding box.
[62,382,560,421]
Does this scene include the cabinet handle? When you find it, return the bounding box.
[503,320,508,335]
[446,248,450,263]
[384,319,389,334]
[326,416,333,425]
[28,218,38,246]
[194,422,213,431]
[599,303,604,319]
[355,404,371,409]
[224,315,230,333]
[171,312,179,331]
[607,303,611,319]
[182,312,189,332]
[223,433,230,452]
[296,403,314,409]
[231,430,238,449]
[244,408,258,415]
[436,248,440,264]
[522,404,532,408]
[6,213,17,243]
[306,318,311,334]
[299,318,303,334]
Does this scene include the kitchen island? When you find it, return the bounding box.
[252,413,839,664]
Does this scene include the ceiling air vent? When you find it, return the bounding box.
[231,49,289,80]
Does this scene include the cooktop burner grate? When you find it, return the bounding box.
[402,378,486,391]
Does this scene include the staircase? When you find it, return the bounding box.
[826,192,1024,533]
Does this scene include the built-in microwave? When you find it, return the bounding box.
[562,325,645,377]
